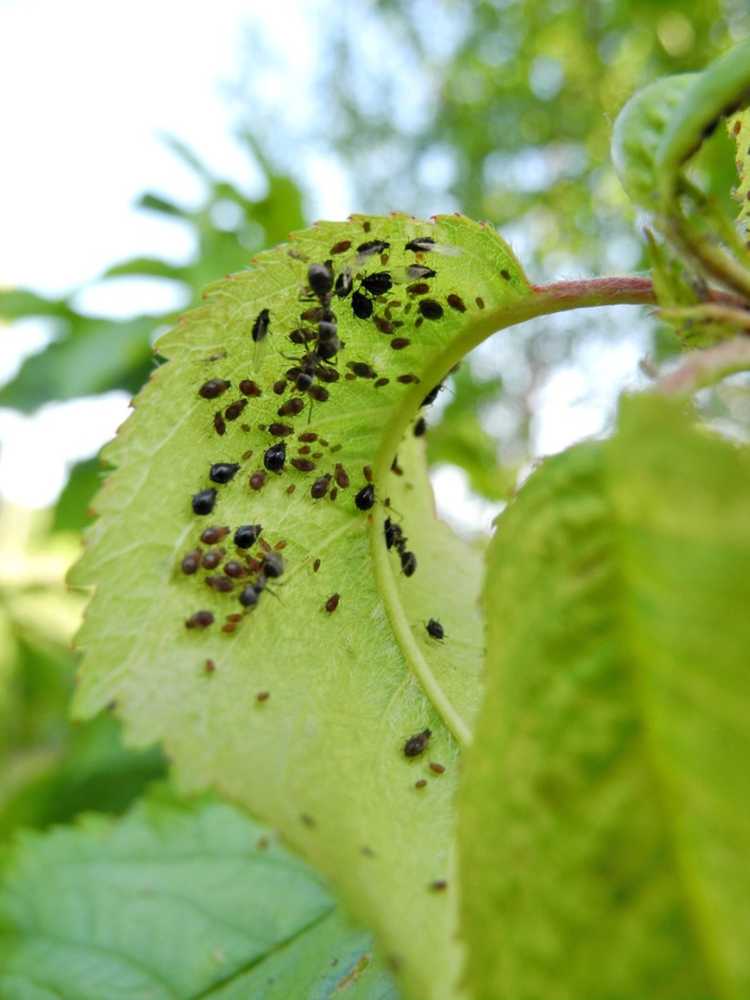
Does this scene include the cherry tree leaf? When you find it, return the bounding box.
[459,394,750,1000]
[0,790,396,999]
[70,214,531,999]
[728,108,750,240]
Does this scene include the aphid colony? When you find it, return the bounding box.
[183,226,468,634]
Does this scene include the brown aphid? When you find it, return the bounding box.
[201,525,229,544]
[286,483,296,495]
[500,268,511,281]
[390,338,411,350]
[268,422,294,437]
[298,445,311,455]
[429,762,446,775]
[362,220,372,232]
[222,622,237,634]
[226,613,243,623]
[330,239,351,254]
[391,456,403,475]
[447,293,466,312]
[308,385,329,402]
[291,457,316,472]
[246,556,264,573]
[201,548,225,570]
[344,372,356,382]
[312,558,321,572]
[181,549,201,574]
[225,399,247,421]
[213,412,226,436]
[397,373,420,384]
[334,463,350,489]
[273,379,287,395]
[274,539,287,550]
[329,443,342,453]
[374,377,390,388]
[348,361,377,379]
[373,316,393,334]
[199,378,230,399]
[288,247,309,262]
[249,470,267,490]
[407,282,430,296]
[311,474,332,499]
[329,487,338,501]
[239,379,262,397]
[258,537,272,553]
[206,575,234,593]
[475,296,485,309]
[317,366,340,383]
[403,728,431,757]
[312,451,323,459]
[325,593,340,613]
[278,397,305,417]
[185,610,214,629]
[204,659,216,674]
[430,880,448,892]
[256,690,270,703]
[240,423,251,433]
[363,465,373,483]
[299,431,318,442]
[224,560,246,578]
[415,779,427,789]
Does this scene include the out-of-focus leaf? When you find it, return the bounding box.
[459,393,750,999]
[0,289,76,321]
[103,256,191,282]
[52,457,106,534]
[0,315,156,411]
[138,191,192,218]
[728,107,750,238]
[0,790,398,1000]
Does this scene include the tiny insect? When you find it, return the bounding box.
[234,524,262,548]
[213,412,226,436]
[225,399,247,421]
[199,378,230,399]
[206,575,233,593]
[390,338,411,350]
[185,610,214,629]
[325,593,340,613]
[292,457,316,472]
[335,269,353,297]
[397,374,419,384]
[446,293,466,312]
[400,550,417,576]
[251,308,270,342]
[249,471,267,490]
[404,236,435,252]
[406,281,430,296]
[357,239,390,257]
[355,483,375,511]
[209,462,240,484]
[201,525,229,544]
[312,558,321,572]
[256,690,270,702]
[268,422,294,437]
[430,880,448,892]
[407,265,437,280]
[262,551,284,578]
[361,271,393,296]
[403,728,431,758]
[413,416,427,437]
[421,383,443,407]
[500,268,511,281]
[363,465,373,482]
[273,379,287,395]
[201,548,224,570]
[204,659,216,674]
[429,762,446,774]
[384,517,402,550]
[308,385,329,403]
[348,361,376,379]
[330,239,351,254]
[310,474,331,498]
[334,463,349,489]
[181,549,201,574]
[426,618,445,640]
[278,397,305,417]
[307,262,333,297]
[351,289,374,320]
[419,299,444,320]
[239,584,260,608]
[264,442,287,473]
[374,377,390,388]
[373,316,393,334]
[239,379,262,397]
[415,779,427,789]
[224,560,246,578]
[192,488,217,516]
[299,431,317,442]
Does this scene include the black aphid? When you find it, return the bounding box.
[296,371,314,391]
[330,239,352,254]
[262,551,284,578]
[234,524,262,549]
[185,610,214,629]
[403,728,431,757]
[361,271,393,296]
[239,585,260,608]
[209,462,240,484]
[419,299,444,320]
[421,383,443,407]
[318,319,337,341]
[404,236,435,252]
[308,385,329,402]
[400,550,417,576]
[355,483,375,511]
[225,399,247,421]
[317,338,339,361]
[348,361,376,379]
[268,422,294,437]
[264,442,287,473]
[199,378,230,399]
[357,239,390,256]
[426,618,445,640]
[414,416,427,437]
[308,262,333,297]
[384,517,403,550]
[407,264,437,280]
[352,290,374,320]
[192,488,217,516]
[335,269,353,297]
[252,308,270,342]
[278,397,305,417]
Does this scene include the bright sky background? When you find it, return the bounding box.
[0,0,648,534]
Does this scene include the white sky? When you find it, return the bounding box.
[0,0,649,534]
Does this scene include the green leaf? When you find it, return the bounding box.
[52,457,106,534]
[0,288,76,322]
[0,790,397,999]
[459,393,750,999]
[70,213,531,999]
[103,256,191,282]
[728,107,750,239]
[612,73,696,216]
